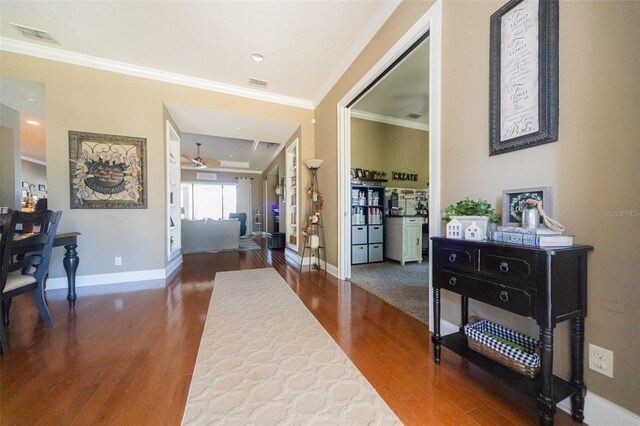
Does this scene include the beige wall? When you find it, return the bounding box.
[0,51,313,279]
[351,118,429,188]
[0,104,21,209]
[315,0,639,415]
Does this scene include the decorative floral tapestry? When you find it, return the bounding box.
[69,131,147,209]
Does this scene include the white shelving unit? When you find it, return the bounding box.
[285,139,299,250]
[166,121,182,261]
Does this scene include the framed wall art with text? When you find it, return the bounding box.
[489,0,559,155]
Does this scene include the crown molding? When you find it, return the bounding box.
[312,0,402,107]
[21,155,47,166]
[0,38,313,110]
[351,110,429,131]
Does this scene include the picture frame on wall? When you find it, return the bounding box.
[502,186,552,226]
[21,181,29,188]
[38,184,46,191]
[489,0,559,156]
[69,130,147,209]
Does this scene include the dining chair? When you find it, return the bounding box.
[0,210,61,354]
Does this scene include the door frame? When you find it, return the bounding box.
[336,1,442,331]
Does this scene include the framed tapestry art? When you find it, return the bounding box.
[489,0,559,155]
[69,131,147,209]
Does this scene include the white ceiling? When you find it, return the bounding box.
[0,1,434,172]
[0,77,46,162]
[0,0,401,106]
[352,38,430,128]
[167,103,299,173]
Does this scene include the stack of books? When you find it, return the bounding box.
[490,226,574,247]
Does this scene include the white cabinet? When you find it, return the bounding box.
[166,121,182,261]
[385,216,425,265]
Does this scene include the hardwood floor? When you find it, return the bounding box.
[0,239,577,425]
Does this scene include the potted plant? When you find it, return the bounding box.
[442,198,501,239]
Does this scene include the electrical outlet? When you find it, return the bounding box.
[589,343,613,378]
[114,256,122,266]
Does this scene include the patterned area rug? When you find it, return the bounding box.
[182,268,400,425]
[349,260,430,324]
[239,238,261,251]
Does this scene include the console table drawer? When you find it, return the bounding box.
[479,248,536,284]
[439,245,475,272]
[438,270,535,317]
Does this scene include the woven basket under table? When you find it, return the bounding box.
[464,319,540,379]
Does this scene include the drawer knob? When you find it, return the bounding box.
[499,290,509,302]
[448,277,457,286]
[448,253,457,262]
[499,261,509,273]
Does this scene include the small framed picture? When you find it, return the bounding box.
[350,168,355,178]
[22,181,29,188]
[355,168,363,178]
[363,170,370,178]
[38,184,46,191]
[502,186,552,226]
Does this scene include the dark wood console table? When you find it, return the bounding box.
[431,237,592,425]
[12,232,81,307]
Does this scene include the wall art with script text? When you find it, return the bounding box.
[69,131,147,209]
[489,0,559,155]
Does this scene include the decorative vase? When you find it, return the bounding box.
[521,206,540,229]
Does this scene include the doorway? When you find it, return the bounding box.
[337,3,442,330]
[349,36,430,323]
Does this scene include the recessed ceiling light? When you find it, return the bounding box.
[251,52,265,63]
[229,155,234,158]
[235,126,241,130]
[26,120,40,126]
[22,96,38,103]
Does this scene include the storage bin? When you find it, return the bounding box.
[368,244,383,262]
[267,232,285,250]
[352,226,367,244]
[352,245,368,264]
[368,225,383,243]
[464,318,540,378]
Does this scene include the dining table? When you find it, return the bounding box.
[3,226,81,307]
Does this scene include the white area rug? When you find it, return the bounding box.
[182,268,400,426]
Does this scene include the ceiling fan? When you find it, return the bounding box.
[181,142,221,169]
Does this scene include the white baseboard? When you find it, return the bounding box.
[558,391,640,426]
[285,248,302,264]
[436,320,638,425]
[296,254,338,278]
[165,255,183,277]
[440,318,460,336]
[46,268,167,290]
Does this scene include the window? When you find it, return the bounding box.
[181,183,237,220]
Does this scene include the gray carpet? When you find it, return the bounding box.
[349,261,430,324]
[239,238,261,251]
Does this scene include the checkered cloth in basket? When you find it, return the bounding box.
[464,319,540,368]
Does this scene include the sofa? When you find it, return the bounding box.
[181,219,240,253]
